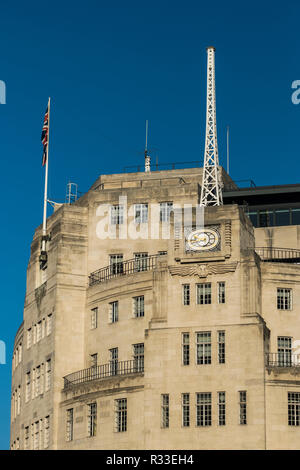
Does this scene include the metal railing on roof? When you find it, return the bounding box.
[63,360,144,389]
[266,353,300,368]
[89,254,159,286]
[123,161,201,173]
[255,247,300,263]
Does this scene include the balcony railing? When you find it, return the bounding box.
[89,254,159,286]
[266,353,300,368]
[255,247,300,263]
[63,359,144,389]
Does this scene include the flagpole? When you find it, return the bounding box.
[41,97,50,254]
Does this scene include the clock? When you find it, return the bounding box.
[186,228,220,251]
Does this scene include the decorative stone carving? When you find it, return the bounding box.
[169,261,238,278]
[35,281,47,310]
[225,220,232,247]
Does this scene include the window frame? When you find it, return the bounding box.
[182,333,190,366]
[87,402,97,437]
[277,288,292,310]
[196,283,212,305]
[133,295,145,318]
[182,284,190,306]
[161,394,169,428]
[196,331,212,365]
[115,398,127,432]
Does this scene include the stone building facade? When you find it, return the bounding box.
[10,167,300,449]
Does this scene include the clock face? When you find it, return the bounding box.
[187,229,220,251]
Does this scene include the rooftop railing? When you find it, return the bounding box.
[266,353,300,368]
[63,359,144,389]
[255,247,300,263]
[123,161,201,173]
[89,254,159,286]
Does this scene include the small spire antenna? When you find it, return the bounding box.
[145,120,151,172]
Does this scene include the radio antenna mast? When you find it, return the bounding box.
[227,125,230,175]
[145,120,151,172]
[200,47,223,206]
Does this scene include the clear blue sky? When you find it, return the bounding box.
[0,0,299,449]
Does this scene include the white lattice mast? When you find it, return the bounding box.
[200,46,223,206]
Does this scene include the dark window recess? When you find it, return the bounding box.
[248,212,258,227]
[291,209,300,225]
[274,210,290,226]
[258,210,274,227]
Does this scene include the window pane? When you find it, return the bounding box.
[291,209,300,225]
[275,210,290,226]
[258,210,274,227]
[248,212,258,227]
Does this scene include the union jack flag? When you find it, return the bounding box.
[41,103,49,166]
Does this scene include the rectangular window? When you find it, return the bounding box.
[288,392,300,426]
[277,288,292,310]
[110,205,124,225]
[161,394,169,428]
[277,336,292,366]
[196,283,212,305]
[44,416,50,449]
[88,403,97,437]
[40,363,44,394]
[239,391,247,425]
[218,282,225,304]
[37,321,42,342]
[275,209,290,226]
[110,254,123,274]
[17,386,21,415]
[109,301,119,323]
[115,398,127,432]
[218,331,225,364]
[91,307,98,329]
[259,210,274,227]
[26,372,31,403]
[196,332,212,365]
[182,333,190,366]
[158,251,167,256]
[90,353,98,368]
[133,296,144,318]
[182,393,190,427]
[34,421,39,450]
[196,393,212,426]
[42,318,46,339]
[218,392,226,426]
[183,284,190,306]
[18,344,22,363]
[109,348,118,375]
[291,208,300,225]
[14,391,17,418]
[160,202,173,222]
[33,324,37,344]
[134,204,148,224]
[248,211,258,227]
[36,366,40,397]
[47,314,52,336]
[66,408,74,441]
[134,252,148,272]
[133,343,144,371]
[45,359,51,391]
[24,426,29,450]
[27,328,32,349]
[32,369,36,399]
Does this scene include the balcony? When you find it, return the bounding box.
[89,254,159,286]
[255,247,300,264]
[63,359,144,390]
[266,353,300,368]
